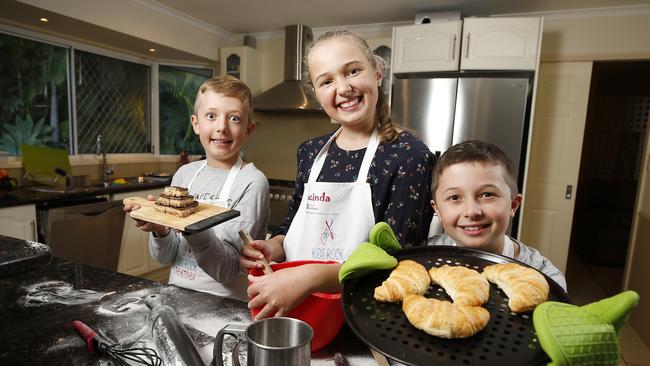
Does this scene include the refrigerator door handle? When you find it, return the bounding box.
[452,35,456,60]
[465,33,470,58]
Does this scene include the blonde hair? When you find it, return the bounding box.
[193,75,253,122]
[302,30,401,143]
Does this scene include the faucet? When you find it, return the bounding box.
[96,134,113,186]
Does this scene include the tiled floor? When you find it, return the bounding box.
[566,250,650,366]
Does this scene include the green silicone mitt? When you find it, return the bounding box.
[581,290,639,336]
[533,290,639,366]
[369,222,401,253]
[533,301,619,366]
[339,242,398,283]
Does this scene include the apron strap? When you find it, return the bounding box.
[217,156,243,202]
[187,160,208,191]
[187,157,243,204]
[307,127,380,184]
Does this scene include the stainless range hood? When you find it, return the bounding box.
[253,25,323,112]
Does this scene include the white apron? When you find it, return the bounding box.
[168,157,246,299]
[284,128,379,262]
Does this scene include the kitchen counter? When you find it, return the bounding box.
[0,179,170,209]
[0,235,382,365]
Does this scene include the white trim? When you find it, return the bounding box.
[494,4,650,20]
[131,0,238,41]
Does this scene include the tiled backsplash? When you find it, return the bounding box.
[244,111,336,180]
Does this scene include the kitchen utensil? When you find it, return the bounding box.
[532,291,639,366]
[369,222,401,253]
[249,260,343,352]
[123,196,240,234]
[341,246,570,366]
[213,317,313,366]
[238,230,273,274]
[21,144,71,185]
[338,242,397,282]
[71,320,162,366]
[144,294,203,366]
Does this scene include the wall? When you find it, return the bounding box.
[541,12,650,61]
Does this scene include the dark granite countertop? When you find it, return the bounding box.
[0,179,169,209]
[0,235,380,365]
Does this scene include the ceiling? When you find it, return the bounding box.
[154,0,650,34]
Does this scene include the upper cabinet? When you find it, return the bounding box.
[392,17,541,73]
[392,21,462,73]
[220,46,261,95]
[460,17,541,70]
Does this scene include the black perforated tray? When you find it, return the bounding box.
[342,246,570,366]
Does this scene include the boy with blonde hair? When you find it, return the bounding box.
[126,76,270,301]
[429,140,566,290]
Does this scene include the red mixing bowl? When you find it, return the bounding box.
[249,260,344,352]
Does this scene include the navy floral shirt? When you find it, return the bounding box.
[272,130,435,247]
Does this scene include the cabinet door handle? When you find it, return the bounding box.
[565,185,573,199]
[465,33,470,58]
[30,220,37,241]
[452,35,456,60]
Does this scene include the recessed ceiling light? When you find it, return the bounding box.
[39,17,48,23]
[149,48,156,53]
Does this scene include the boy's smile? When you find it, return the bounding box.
[433,162,522,254]
[191,91,254,169]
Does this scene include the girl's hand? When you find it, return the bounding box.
[123,194,169,237]
[247,265,313,319]
[239,235,285,271]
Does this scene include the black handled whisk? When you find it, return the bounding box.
[72,320,162,366]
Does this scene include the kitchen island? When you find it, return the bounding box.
[0,235,381,365]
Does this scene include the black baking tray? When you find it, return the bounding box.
[342,245,570,366]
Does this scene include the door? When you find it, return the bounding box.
[460,17,541,71]
[392,21,462,73]
[390,77,458,155]
[520,62,593,272]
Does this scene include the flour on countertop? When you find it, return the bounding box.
[18,280,115,307]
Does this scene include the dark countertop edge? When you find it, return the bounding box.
[0,181,169,208]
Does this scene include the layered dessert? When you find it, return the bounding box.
[154,186,198,217]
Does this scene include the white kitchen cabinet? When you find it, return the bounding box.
[0,204,37,241]
[391,17,541,73]
[220,46,261,95]
[113,188,168,278]
[392,21,462,73]
[460,17,541,70]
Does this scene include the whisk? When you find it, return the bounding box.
[72,320,162,366]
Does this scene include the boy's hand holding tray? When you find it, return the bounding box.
[123,196,240,234]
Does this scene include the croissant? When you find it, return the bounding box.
[482,263,549,313]
[402,294,490,338]
[429,265,490,307]
[374,260,430,302]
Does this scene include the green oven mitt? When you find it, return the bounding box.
[532,290,639,366]
[339,242,398,283]
[369,222,401,253]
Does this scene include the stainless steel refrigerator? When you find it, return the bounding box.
[391,72,534,236]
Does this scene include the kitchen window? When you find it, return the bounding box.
[0,32,71,156]
[158,65,212,155]
[1,29,213,157]
[74,50,151,154]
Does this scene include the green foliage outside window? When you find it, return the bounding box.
[159,65,211,155]
[0,33,70,155]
